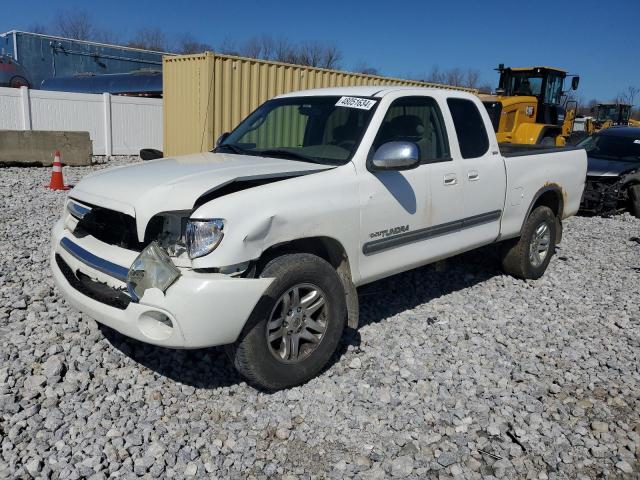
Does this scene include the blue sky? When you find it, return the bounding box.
[2,0,639,101]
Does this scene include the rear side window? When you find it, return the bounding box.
[447,98,490,159]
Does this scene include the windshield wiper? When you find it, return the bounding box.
[255,149,322,163]
[213,143,249,155]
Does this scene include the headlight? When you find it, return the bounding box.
[185,219,225,259]
[127,242,181,301]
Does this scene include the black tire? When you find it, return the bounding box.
[501,206,557,280]
[139,148,163,160]
[628,185,640,219]
[539,136,556,147]
[226,253,346,390]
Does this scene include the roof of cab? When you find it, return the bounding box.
[507,66,567,73]
[276,85,473,99]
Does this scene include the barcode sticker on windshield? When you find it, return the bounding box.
[335,96,376,110]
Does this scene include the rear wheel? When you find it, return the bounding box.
[629,184,640,218]
[501,206,557,279]
[226,253,346,390]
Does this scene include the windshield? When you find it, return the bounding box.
[217,96,378,165]
[597,105,631,123]
[507,73,543,97]
[578,133,640,162]
[597,105,619,122]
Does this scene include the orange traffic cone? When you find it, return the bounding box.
[47,150,70,190]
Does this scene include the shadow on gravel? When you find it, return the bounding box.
[99,245,503,390]
[355,244,502,329]
[99,325,245,389]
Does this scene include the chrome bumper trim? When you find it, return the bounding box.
[67,199,91,220]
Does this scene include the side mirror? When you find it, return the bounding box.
[371,141,420,171]
[216,132,230,147]
[571,76,580,90]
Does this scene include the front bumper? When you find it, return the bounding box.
[50,220,272,348]
[580,176,626,215]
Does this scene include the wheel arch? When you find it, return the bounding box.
[535,126,562,145]
[520,185,565,243]
[257,236,359,329]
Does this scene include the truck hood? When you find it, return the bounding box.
[69,152,332,240]
[586,155,640,177]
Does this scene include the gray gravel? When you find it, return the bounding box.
[1,158,639,479]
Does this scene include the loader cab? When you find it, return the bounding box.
[595,103,632,126]
[497,66,575,126]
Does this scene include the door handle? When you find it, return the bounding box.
[467,170,480,181]
[443,174,457,186]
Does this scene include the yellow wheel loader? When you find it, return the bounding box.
[585,103,634,133]
[480,65,580,146]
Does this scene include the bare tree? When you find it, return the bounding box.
[465,69,480,88]
[477,83,493,94]
[177,33,212,54]
[217,35,342,69]
[239,34,276,60]
[217,38,240,56]
[318,44,341,69]
[296,41,341,69]
[426,65,444,84]
[353,62,379,76]
[128,28,167,51]
[619,86,639,106]
[28,23,49,35]
[54,10,95,40]
[445,68,464,87]
[273,38,298,63]
[578,98,600,116]
[93,30,121,45]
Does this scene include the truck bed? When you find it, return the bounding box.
[499,143,584,158]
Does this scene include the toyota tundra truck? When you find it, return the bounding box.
[50,86,587,390]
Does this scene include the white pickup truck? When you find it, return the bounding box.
[51,86,587,390]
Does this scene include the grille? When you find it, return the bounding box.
[72,206,142,250]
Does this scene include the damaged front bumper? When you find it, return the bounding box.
[580,176,627,215]
[50,220,272,349]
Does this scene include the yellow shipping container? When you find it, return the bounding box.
[163,52,475,156]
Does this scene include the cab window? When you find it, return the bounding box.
[447,98,490,159]
[372,96,450,162]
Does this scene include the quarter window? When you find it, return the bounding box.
[372,96,450,162]
[447,98,490,159]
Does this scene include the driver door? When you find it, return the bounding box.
[358,95,464,283]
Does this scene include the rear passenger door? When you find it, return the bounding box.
[447,97,506,246]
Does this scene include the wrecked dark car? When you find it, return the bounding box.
[578,127,640,217]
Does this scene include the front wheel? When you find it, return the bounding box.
[501,206,557,279]
[628,184,640,218]
[539,136,557,147]
[226,253,346,390]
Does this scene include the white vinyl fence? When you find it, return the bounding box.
[0,86,162,155]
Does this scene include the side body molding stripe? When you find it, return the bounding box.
[60,237,129,282]
[362,210,502,255]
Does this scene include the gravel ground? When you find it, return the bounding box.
[1,158,639,479]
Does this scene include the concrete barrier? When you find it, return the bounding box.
[0,130,92,166]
